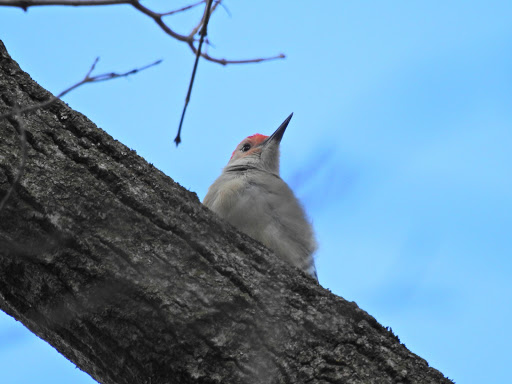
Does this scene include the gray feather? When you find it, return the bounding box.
[204,166,317,280]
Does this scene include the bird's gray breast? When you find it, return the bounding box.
[204,169,317,278]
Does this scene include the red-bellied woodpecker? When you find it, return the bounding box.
[203,113,318,281]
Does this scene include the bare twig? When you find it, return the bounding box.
[160,0,205,17]
[0,0,285,65]
[0,57,162,120]
[160,0,230,19]
[174,0,214,146]
[0,58,161,214]
[186,0,219,39]
[0,0,287,146]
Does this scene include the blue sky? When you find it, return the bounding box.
[1,1,511,383]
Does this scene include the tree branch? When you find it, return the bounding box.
[160,0,206,17]
[1,0,287,145]
[0,57,161,216]
[0,0,285,65]
[174,0,214,146]
[0,57,162,120]
[0,39,452,384]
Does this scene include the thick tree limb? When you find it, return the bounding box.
[0,40,451,384]
[0,56,161,213]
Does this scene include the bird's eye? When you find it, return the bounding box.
[241,143,251,152]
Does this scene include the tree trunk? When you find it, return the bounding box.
[0,40,451,384]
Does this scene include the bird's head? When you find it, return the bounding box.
[227,113,293,174]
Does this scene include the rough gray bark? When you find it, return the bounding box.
[0,40,451,384]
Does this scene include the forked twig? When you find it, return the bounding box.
[0,0,287,146]
[0,58,162,120]
[0,0,285,66]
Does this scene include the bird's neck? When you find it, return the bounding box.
[224,164,260,173]
[225,154,280,176]
[223,164,281,180]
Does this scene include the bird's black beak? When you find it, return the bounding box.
[262,113,293,146]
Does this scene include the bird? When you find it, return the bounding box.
[203,113,318,281]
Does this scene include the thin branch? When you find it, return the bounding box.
[0,57,162,120]
[160,0,229,18]
[0,0,287,146]
[128,0,193,42]
[186,0,220,39]
[0,0,285,65]
[3,0,128,11]
[183,0,285,65]
[192,49,286,65]
[174,0,214,146]
[160,0,205,17]
[214,0,231,18]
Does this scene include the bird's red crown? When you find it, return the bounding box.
[230,133,268,159]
